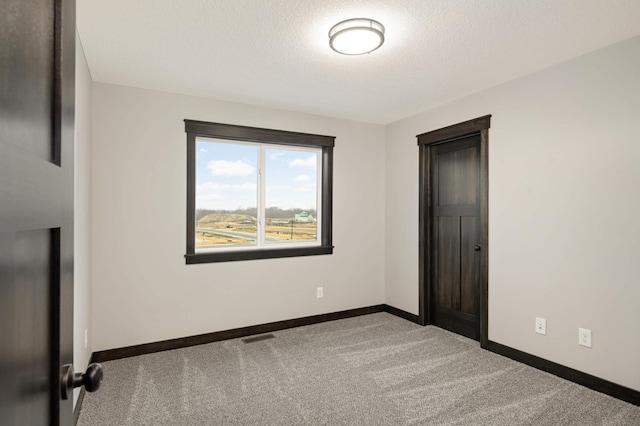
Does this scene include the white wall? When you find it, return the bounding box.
[73,32,93,406]
[385,36,640,391]
[91,84,386,351]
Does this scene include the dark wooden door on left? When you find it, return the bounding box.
[0,0,76,424]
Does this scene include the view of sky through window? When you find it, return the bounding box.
[194,138,320,248]
[265,148,317,213]
[196,140,258,211]
[196,139,318,211]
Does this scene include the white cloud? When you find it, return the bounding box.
[197,181,256,192]
[196,193,224,210]
[199,148,207,153]
[207,160,255,176]
[293,183,316,193]
[269,152,285,161]
[233,183,257,191]
[197,193,223,201]
[196,179,259,210]
[267,184,294,191]
[289,156,316,168]
[197,182,228,191]
[293,174,310,183]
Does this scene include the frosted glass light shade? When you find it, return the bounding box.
[329,18,385,55]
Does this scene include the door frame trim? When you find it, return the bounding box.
[417,115,491,347]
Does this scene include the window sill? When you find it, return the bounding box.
[185,245,334,264]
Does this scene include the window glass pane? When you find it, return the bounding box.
[265,148,318,244]
[195,139,257,249]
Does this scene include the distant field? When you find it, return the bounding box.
[196,213,316,247]
[195,233,249,246]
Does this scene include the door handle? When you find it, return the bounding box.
[60,363,103,400]
[474,245,481,251]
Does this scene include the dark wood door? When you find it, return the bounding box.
[429,135,481,340]
[1,0,76,424]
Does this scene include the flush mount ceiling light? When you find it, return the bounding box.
[329,18,385,55]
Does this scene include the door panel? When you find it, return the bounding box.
[430,135,481,340]
[437,145,478,206]
[460,216,479,315]
[0,230,55,425]
[436,216,459,309]
[0,0,75,424]
[0,0,55,161]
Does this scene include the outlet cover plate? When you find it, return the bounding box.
[535,317,547,335]
[579,328,592,348]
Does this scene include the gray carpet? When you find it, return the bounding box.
[78,313,640,425]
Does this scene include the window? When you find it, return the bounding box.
[185,120,334,263]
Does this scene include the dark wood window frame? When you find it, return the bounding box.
[417,115,491,347]
[184,120,334,264]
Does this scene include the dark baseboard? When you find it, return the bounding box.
[383,304,420,324]
[93,305,390,362]
[486,340,640,407]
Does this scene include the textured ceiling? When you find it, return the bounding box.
[77,0,640,124]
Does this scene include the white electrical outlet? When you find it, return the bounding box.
[84,328,88,349]
[316,287,324,298]
[579,328,592,348]
[535,317,547,335]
